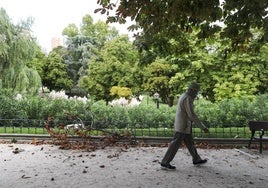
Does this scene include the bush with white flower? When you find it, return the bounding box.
[108,95,143,107]
[14,93,23,100]
[49,90,69,100]
[69,96,89,104]
[48,90,90,104]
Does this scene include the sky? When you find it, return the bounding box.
[0,0,132,52]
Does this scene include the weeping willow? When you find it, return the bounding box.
[0,8,41,94]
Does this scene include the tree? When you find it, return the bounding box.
[62,23,79,38]
[62,15,119,87]
[42,51,73,91]
[27,46,47,78]
[138,28,267,102]
[64,35,95,84]
[190,29,268,101]
[79,35,139,102]
[258,43,268,93]
[0,8,41,94]
[101,35,138,64]
[96,0,268,50]
[142,58,175,106]
[80,15,119,50]
[110,86,132,99]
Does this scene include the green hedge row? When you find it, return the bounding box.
[0,89,267,128]
[195,95,268,127]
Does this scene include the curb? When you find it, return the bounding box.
[1,134,267,146]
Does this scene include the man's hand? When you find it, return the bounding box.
[201,123,209,133]
[203,127,209,133]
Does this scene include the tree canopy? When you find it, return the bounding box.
[96,0,268,50]
[79,35,139,102]
[0,8,41,94]
[61,14,119,87]
[1,6,267,104]
[42,51,73,91]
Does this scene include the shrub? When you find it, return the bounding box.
[0,89,26,119]
[0,90,267,130]
[195,95,266,127]
[248,94,268,120]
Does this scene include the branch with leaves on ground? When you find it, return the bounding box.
[44,113,135,151]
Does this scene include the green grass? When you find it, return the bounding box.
[192,127,252,138]
[0,127,48,134]
[130,127,252,138]
[0,126,253,138]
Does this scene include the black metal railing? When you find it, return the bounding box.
[0,118,261,139]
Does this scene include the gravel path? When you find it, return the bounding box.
[0,143,267,188]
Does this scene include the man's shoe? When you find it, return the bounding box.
[160,163,176,170]
[193,159,207,165]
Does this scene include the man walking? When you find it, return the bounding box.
[160,82,209,170]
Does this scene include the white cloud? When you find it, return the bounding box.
[0,0,133,52]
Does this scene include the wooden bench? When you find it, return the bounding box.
[248,121,268,153]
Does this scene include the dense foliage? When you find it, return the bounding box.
[0,8,41,94]
[0,89,267,129]
[1,7,267,108]
[96,0,268,50]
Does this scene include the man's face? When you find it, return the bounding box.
[192,88,200,98]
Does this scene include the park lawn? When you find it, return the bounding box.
[131,127,252,138]
[0,127,47,134]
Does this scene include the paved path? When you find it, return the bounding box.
[0,143,267,188]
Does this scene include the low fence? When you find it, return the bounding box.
[1,119,268,149]
[0,118,255,139]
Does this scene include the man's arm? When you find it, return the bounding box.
[184,97,209,132]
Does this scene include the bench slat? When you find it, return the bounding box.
[249,121,268,131]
